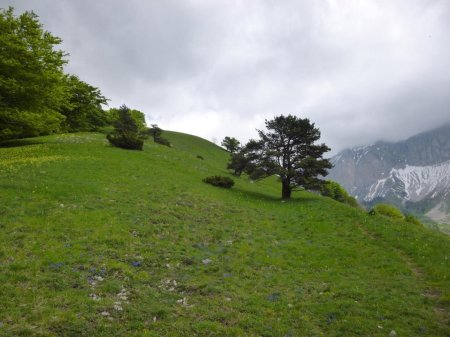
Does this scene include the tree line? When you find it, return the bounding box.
[0,7,172,150]
[0,8,140,142]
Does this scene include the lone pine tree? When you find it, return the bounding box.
[238,114,331,199]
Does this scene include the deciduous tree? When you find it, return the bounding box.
[0,7,68,140]
[60,75,108,132]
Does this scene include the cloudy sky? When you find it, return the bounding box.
[3,0,450,153]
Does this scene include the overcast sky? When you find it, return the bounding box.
[3,0,450,154]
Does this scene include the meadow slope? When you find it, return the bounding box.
[0,132,449,337]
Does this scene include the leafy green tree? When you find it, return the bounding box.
[106,105,143,150]
[0,7,68,140]
[240,114,332,199]
[221,136,240,153]
[106,107,146,131]
[60,75,108,132]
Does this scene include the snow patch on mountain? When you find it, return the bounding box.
[365,159,450,202]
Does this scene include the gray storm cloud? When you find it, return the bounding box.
[3,0,450,153]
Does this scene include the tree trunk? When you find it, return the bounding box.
[281,180,291,199]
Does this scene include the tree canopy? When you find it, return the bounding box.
[0,7,111,141]
[231,114,332,199]
[106,108,146,132]
[0,7,69,140]
[221,136,240,153]
[60,75,109,132]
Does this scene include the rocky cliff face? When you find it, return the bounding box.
[329,124,450,224]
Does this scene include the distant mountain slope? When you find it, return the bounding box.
[329,124,450,226]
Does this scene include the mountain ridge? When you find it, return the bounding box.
[329,124,450,227]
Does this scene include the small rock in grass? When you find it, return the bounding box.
[101,311,110,317]
[89,293,101,301]
[132,261,141,267]
[87,276,100,286]
[117,287,129,301]
[177,298,185,304]
[287,303,294,308]
[49,262,64,270]
[378,325,383,329]
[267,293,281,302]
[389,331,397,337]
[202,258,212,265]
[113,304,123,311]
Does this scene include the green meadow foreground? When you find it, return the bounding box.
[0,132,449,337]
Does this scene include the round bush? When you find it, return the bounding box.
[370,203,404,220]
[321,180,358,207]
[203,176,234,189]
[107,133,143,150]
[155,136,171,147]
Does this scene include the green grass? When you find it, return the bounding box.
[0,132,449,336]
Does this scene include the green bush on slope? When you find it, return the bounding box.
[106,105,144,150]
[320,180,358,207]
[369,203,405,220]
[203,175,235,188]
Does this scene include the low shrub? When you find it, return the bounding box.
[405,214,423,226]
[369,203,404,220]
[320,180,358,207]
[203,176,234,189]
[155,137,171,147]
[197,155,204,160]
[107,133,143,150]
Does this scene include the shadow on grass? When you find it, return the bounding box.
[0,139,43,148]
[230,186,318,204]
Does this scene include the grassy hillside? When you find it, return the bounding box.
[0,132,449,337]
